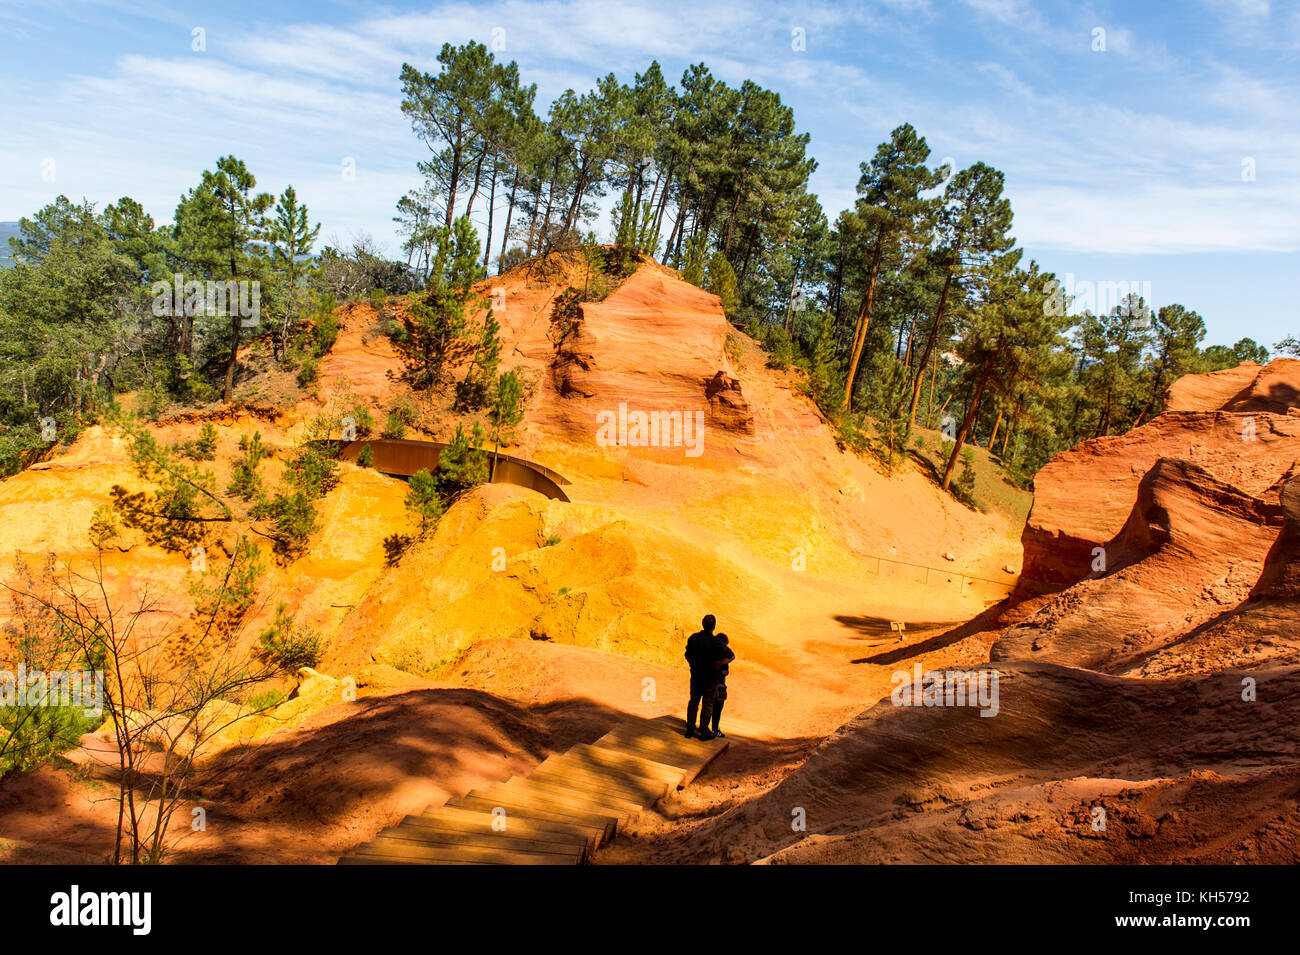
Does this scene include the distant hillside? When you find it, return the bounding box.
[0,222,18,269]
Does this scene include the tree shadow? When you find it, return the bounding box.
[847,601,1011,665]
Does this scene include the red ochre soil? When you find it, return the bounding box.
[3,261,1296,865]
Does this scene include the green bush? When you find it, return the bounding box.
[405,468,444,533]
[382,412,407,440]
[383,397,419,438]
[1,685,101,780]
[284,443,339,501]
[296,356,320,388]
[254,490,319,562]
[179,422,218,461]
[349,405,375,437]
[357,444,374,468]
[249,688,287,711]
[257,604,324,672]
[311,303,340,356]
[436,422,490,493]
[227,432,267,500]
[955,447,977,503]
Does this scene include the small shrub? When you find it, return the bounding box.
[312,304,340,356]
[297,356,320,388]
[357,444,374,468]
[249,688,287,711]
[405,468,444,533]
[254,490,319,562]
[349,405,375,437]
[955,447,977,503]
[381,412,407,440]
[227,432,267,500]
[284,442,339,500]
[179,422,219,461]
[383,397,419,438]
[257,604,324,672]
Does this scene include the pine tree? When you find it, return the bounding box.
[266,186,320,360]
[839,125,937,410]
[392,215,486,390]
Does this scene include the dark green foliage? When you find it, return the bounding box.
[1,700,100,778]
[257,603,323,672]
[437,421,490,493]
[405,467,444,533]
[955,447,977,504]
[227,431,267,500]
[283,424,340,501]
[704,251,738,314]
[189,534,263,635]
[179,422,219,461]
[296,356,320,388]
[490,370,525,446]
[357,444,374,468]
[253,490,319,562]
[109,419,230,552]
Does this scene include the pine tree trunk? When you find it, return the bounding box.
[445,137,463,231]
[223,316,240,403]
[464,147,487,219]
[499,174,519,267]
[482,161,498,270]
[841,238,885,411]
[941,359,993,490]
[988,409,1003,451]
[908,265,955,425]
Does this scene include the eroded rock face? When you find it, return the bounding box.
[996,458,1282,671]
[703,371,755,434]
[1019,358,1300,597]
[1252,475,1300,600]
[546,266,754,443]
[1164,360,1261,412]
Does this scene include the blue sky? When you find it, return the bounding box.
[1,0,1297,347]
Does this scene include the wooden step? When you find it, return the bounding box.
[390,817,589,858]
[514,770,651,813]
[361,834,579,865]
[498,776,642,820]
[379,820,586,860]
[448,793,615,844]
[338,718,735,865]
[420,804,603,854]
[503,773,646,815]
[567,742,690,788]
[594,730,728,782]
[534,755,670,803]
[481,780,636,827]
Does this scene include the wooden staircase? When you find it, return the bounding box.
[338,715,729,865]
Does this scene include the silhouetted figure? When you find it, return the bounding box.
[684,614,734,740]
[711,633,731,737]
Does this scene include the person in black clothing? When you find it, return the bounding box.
[683,614,734,740]
[711,633,731,737]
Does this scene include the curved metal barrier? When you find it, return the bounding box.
[338,438,571,503]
